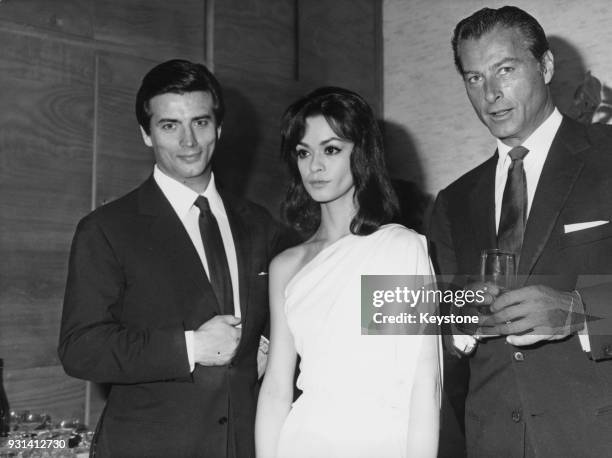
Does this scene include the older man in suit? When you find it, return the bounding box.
[59,60,286,457]
[429,6,612,458]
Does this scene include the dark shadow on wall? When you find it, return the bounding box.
[549,35,587,118]
[549,35,612,124]
[380,119,432,234]
[212,86,261,197]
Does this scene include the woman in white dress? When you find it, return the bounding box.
[255,87,440,458]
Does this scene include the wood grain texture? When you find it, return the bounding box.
[299,0,381,113]
[383,0,612,197]
[93,0,205,62]
[0,31,94,372]
[3,365,85,421]
[0,29,93,85]
[0,30,93,424]
[95,53,156,206]
[0,0,93,38]
[214,0,295,80]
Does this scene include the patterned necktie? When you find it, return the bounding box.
[194,196,234,315]
[497,146,529,256]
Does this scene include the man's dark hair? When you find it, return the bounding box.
[280,86,399,237]
[451,6,549,74]
[135,59,224,134]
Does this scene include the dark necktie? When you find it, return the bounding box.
[194,196,234,315]
[497,146,529,256]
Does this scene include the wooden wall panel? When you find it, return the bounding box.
[0,0,93,38]
[215,0,295,79]
[0,29,93,85]
[95,53,157,205]
[4,366,85,420]
[299,0,381,113]
[0,30,94,418]
[93,0,206,61]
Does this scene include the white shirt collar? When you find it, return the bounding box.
[496,107,563,163]
[493,107,563,230]
[153,165,225,219]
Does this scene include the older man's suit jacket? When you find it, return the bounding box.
[429,117,612,458]
[59,176,284,458]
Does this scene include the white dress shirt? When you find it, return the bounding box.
[153,165,241,369]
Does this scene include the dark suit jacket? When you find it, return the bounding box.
[429,117,612,458]
[59,176,285,458]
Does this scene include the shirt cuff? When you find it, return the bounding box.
[184,330,195,372]
[453,333,477,355]
[573,290,591,353]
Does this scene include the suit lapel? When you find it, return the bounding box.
[221,192,252,323]
[519,118,587,276]
[468,154,498,259]
[138,176,222,319]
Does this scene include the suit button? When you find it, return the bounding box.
[228,363,234,368]
[603,345,612,357]
[513,351,524,361]
[218,416,228,425]
[511,410,521,423]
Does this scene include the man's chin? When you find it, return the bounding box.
[485,123,517,142]
[171,166,211,182]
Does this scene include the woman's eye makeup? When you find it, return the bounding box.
[324,145,341,154]
[295,148,310,158]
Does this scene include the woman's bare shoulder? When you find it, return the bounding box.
[270,243,309,285]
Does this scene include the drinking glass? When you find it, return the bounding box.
[480,249,516,294]
[455,249,516,336]
[472,249,516,338]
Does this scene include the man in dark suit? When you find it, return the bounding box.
[429,7,612,458]
[59,60,286,457]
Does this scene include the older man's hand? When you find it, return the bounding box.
[480,285,584,346]
[451,281,501,341]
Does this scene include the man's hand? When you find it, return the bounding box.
[454,280,502,309]
[193,315,241,366]
[453,281,501,339]
[480,285,584,346]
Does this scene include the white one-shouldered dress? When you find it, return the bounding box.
[276,224,441,458]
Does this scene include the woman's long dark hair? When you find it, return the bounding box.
[280,87,399,236]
